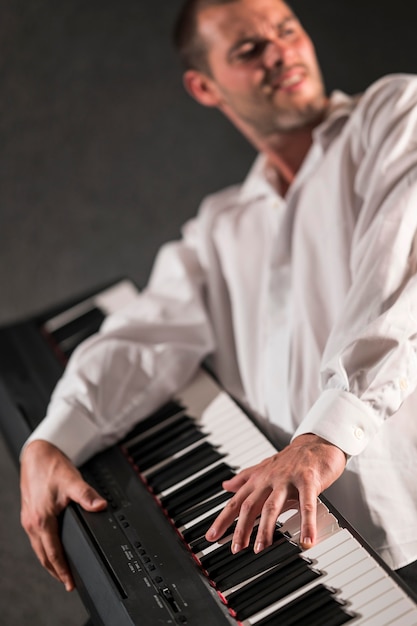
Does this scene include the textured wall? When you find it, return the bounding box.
[2,1,417,324]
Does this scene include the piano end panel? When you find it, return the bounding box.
[61,505,135,626]
[0,378,32,465]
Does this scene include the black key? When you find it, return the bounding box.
[129,415,197,455]
[200,527,259,570]
[132,423,206,471]
[173,490,232,527]
[306,600,355,626]
[255,584,342,626]
[122,401,184,442]
[200,540,233,569]
[190,521,238,554]
[147,442,225,492]
[51,307,105,349]
[215,540,302,591]
[182,510,226,544]
[201,526,282,572]
[160,463,235,516]
[230,560,320,621]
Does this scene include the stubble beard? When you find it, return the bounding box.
[268,97,327,134]
[250,82,328,136]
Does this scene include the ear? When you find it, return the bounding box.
[183,69,222,108]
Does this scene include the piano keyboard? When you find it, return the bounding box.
[69,369,417,626]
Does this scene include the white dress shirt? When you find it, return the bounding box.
[27,74,417,571]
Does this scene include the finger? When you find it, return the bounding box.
[41,522,75,591]
[205,488,250,542]
[27,519,75,591]
[222,467,254,493]
[28,533,62,583]
[67,480,107,512]
[230,490,267,554]
[298,486,318,549]
[253,488,287,553]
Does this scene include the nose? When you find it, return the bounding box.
[263,37,293,69]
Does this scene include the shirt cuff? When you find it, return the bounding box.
[21,401,104,467]
[291,388,382,456]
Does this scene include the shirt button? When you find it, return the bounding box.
[354,427,364,440]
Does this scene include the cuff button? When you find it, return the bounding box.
[354,427,364,440]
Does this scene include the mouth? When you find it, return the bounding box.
[263,67,307,95]
[280,71,305,89]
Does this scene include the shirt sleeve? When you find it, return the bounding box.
[23,217,215,466]
[293,75,417,456]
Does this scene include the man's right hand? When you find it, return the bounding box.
[20,440,107,591]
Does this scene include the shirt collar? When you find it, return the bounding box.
[238,90,359,204]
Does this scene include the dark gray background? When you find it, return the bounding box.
[1,1,417,624]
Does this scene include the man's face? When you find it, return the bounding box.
[197,0,327,137]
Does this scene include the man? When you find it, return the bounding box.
[20,0,417,596]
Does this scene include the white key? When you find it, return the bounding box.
[247,533,363,623]
[357,597,417,626]
[352,588,417,625]
[247,532,417,626]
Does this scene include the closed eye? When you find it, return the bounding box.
[233,39,268,62]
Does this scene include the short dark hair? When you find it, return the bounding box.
[173,0,238,74]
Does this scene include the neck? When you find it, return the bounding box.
[220,103,327,196]
[260,128,315,195]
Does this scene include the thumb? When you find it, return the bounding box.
[68,478,107,512]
